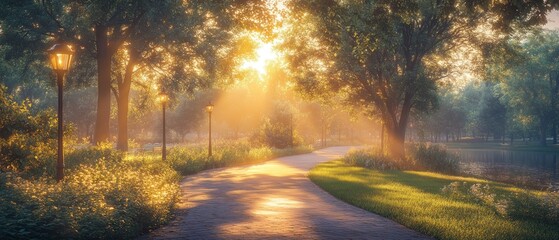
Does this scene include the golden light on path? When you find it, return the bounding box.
[241,42,277,75]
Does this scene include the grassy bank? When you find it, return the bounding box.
[309,160,559,240]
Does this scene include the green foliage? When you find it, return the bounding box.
[442,181,559,224]
[168,141,273,175]
[0,158,179,240]
[409,144,460,174]
[344,144,459,174]
[168,141,313,175]
[496,30,559,145]
[477,84,507,139]
[65,143,124,170]
[0,85,59,177]
[255,102,302,148]
[343,148,402,170]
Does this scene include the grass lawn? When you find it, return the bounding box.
[309,160,559,240]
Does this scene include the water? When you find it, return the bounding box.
[449,149,559,190]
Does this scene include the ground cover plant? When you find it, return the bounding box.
[167,140,313,175]
[310,159,559,240]
[0,147,180,240]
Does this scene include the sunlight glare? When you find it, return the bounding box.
[241,43,278,75]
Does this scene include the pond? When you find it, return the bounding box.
[449,149,559,190]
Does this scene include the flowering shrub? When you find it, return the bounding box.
[442,181,559,223]
[0,159,179,240]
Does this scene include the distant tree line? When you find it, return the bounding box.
[413,30,559,146]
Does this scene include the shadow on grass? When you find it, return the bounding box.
[309,160,559,240]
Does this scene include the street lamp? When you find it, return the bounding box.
[158,92,169,161]
[206,102,214,157]
[47,43,74,182]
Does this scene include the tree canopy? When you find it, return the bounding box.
[286,0,558,158]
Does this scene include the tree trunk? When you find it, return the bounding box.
[380,123,385,154]
[386,124,406,160]
[116,54,135,151]
[94,25,112,144]
[116,91,129,151]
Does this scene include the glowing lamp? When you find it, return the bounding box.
[47,44,74,73]
[157,92,169,104]
[206,102,214,113]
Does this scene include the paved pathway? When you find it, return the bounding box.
[141,146,430,239]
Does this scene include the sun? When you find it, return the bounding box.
[242,43,278,75]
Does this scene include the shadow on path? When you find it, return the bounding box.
[139,146,430,240]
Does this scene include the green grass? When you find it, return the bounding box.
[309,160,559,240]
[444,142,559,153]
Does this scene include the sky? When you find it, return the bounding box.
[544,10,559,30]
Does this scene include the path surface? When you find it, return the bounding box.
[141,146,430,240]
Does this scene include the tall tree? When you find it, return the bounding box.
[0,0,154,143]
[478,83,507,141]
[498,30,559,145]
[287,0,556,158]
[1,0,271,149]
[109,0,271,150]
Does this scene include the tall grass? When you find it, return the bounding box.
[167,141,312,175]
[343,143,459,174]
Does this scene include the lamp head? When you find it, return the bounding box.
[47,43,74,73]
[157,92,169,104]
[206,102,214,113]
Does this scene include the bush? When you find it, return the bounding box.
[0,85,83,178]
[343,144,459,174]
[507,190,559,224]
[409,143,459,174]
[442,181,559,224]
[254,102,304,149]
[0,158,179,240]
[65,143,124,170]
[0,85,57,176]
[343,148,403,170]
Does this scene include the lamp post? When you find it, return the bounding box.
[47,43,74,182]
[158,92,169,161]
[206,102,214,157]
[290,113,294,148]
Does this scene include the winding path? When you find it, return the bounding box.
[141,146,430,239]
